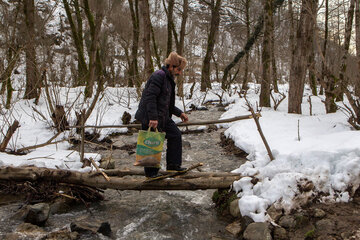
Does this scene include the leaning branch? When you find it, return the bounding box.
[68,114,259,129]
[244,97,274,161]
[0,120,20,152]
[222,0,285,85]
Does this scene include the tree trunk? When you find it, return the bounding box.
[260,0,272,107]
[201,0,222,92]
[83,0,104,99]
[241,0,251,92]
[0,167,240,191]
[151,23,162,69]
[288,0,317,114]
[222,0,285,87]
[270,0,279,93]
[320,0,337,112]
[165,0,175,56]
[128,0,140,87]
[176,0,189,96]
[337,0,355,101]
[139,0,153,78]
[356,0,360,96]
[62,0,87,86]
[23,0,40,100]
[308,49,317,96]
[178,0,188,56]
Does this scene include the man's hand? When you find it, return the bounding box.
[149,120,158,129]
[180,112,189,122]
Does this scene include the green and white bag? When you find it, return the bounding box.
[134,128,165,167]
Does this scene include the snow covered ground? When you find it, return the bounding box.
[0,82,359,222]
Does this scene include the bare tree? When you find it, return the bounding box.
[356,0,360,95]
[128,0,140,87]
[23,0,40,101]
[288,0,317,114]
[241,0,251,92]
[164,0,175,56]
[337,0,355,101]
[62,0,87,86]
[200,0,222,92]
[139,0,153,78]
[260,0,272,107]
[320,0,337,113]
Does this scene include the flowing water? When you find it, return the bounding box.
[0,104,247,240]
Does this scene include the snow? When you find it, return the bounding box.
[221,84,360,222]
[1,82,359,223]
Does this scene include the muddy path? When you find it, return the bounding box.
[0,104,247,240]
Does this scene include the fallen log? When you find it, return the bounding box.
[0,166,241,190]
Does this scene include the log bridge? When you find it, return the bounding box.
[0,166,241,191]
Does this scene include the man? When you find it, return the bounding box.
[135,52,189,178]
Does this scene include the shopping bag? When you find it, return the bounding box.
[134,128,165,167]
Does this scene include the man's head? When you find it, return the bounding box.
[165,52,187,77]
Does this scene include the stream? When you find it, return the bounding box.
[0,104,247,240]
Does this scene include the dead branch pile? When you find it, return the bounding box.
[0,179,104,204]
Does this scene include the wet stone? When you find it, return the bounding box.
[24,203,50,226]
[183,140,191,149]
[315,218,336,235]
[279,215,296,229]
[243,222,272,240]
[314,208,326,218]
[70,217,111,237]
[44,230,79,240]
[225,221,242,236]
[241,216,254,231]
[229,199,240,218]
[49,198,73,215]
[267,204,283,222]
[273,226,288,240]
[16,222,46,233]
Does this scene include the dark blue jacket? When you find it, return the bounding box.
[135,66,182,129]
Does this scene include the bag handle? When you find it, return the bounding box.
[147,127,158,132]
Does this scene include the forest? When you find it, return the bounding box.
[0,0,359,133]
[1,1,360,239]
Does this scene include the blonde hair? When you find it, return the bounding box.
[165,52,187,70]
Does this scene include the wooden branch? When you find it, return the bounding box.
[32,107,47,121]
[90,157,110,182]
[245,98,275,161]
[99,168,241,178]
[16,132,66,153]
[0,120,19,152]
[144,163,203,183]
[67,114,259,129]
[0,166,241,190]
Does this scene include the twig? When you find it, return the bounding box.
[17,138,68,153]
[297,119,301,141]
[270,91,286,111]
[56,193,78,200]
[80,109,85,163]
[0,120,20,152]
[90,157,110,182]
[32,107,47,121]
[27,154,55,160]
